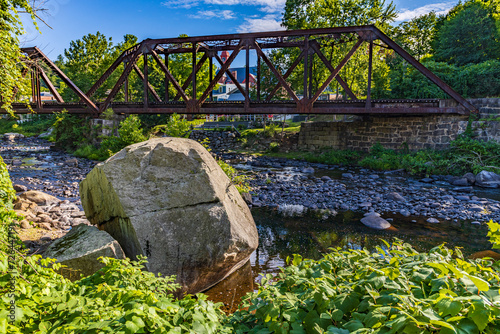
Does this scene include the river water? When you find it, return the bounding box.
[205,206,493,313]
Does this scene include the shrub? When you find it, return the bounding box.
[52,111,91,151]
[156,114,191,138]
[263,123,278,138]
[268,142,280,153]
[0,255,226,333]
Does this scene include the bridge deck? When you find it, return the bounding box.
[6,99,466,115]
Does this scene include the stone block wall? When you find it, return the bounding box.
[298,115,469,151]
[189,130,240,151]
[298,98,500,151]
[470,98,500,118]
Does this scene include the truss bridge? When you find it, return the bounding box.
[5,25,477,117]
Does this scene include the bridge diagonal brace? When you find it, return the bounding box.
[33,47,98,113]
[265,48,307,102]
[311,37,363,104]
[151,50,189,102]
[86,51,127,98]
[371,27,476,114]
[254,41,300,103]
[37,65,64,103]
[175,52,208,101]
[197,43,243,107]
[99,45,143,115]
[310,41,357,100]
[132,63,162,102]
[214,53,247,99]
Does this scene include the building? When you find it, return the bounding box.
[213,51,257,102]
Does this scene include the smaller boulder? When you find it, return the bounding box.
[43,224,125,280]
[475,171,500,188]
[361,214,391,230]
[426,218,440,224]
[19,190,60,206]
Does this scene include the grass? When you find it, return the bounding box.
[0,115,55,137]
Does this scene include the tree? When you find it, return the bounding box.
[56,32,115,101]
[433,1,500,66]
[0,0,36,115]
[394,11,438,61]
[274,0,397,100]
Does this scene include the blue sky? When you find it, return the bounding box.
[21,0,458,61]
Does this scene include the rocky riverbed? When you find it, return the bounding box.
[2,136,500,252]
[1,136,95,253]
[221,153,500,225]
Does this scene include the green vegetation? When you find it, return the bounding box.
[0,116,55,137]
[0,0,36,115]
[55,113,147,161]
[229,240,500,333]
[263,137,500,177]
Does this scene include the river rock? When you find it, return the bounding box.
[387,192,405,202]
[360,214,391,230]
[19,190,60,206]
[476,171,500,188]
[80,137,258,294]
[452,178,469,186]
[463,173,476,185]
[43,224,126,280]
[13,184,28,192]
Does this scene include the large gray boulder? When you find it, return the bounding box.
[475,171,500,188]
[79,137,258,295]
[43,224,125,280]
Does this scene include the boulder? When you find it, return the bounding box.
[44,224,125,280]
[19,190,60,206]
[475,171,500,188]
[80,138,258,294]
[360,214,391,230]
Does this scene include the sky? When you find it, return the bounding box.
[21,0,458,61]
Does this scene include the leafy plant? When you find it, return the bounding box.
[488,221,500,249]
[228,240,500,333]
[0,254,227,333]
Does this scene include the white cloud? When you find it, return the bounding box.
[161,0,285,13]
[161,0,201,9]
[189,9,236,19]
[207,0,286,13]
[396,2,455,21]
[237,15,285,33]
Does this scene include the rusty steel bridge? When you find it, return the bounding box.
[5,25,477,117]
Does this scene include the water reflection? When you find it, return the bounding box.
[205,208,493,312]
